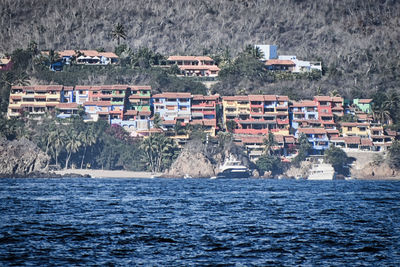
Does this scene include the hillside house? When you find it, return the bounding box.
[296,128,329,155]
[167,56,220,77]
[222,95,290,135]
[0,57,13,71]
[7,85,63,118]
[265,59,295,71]
[152,92,192,130]
[353,99,373,113]
[190,94,220,136]
[56,103,80,119]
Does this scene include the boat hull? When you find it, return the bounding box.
[216,169,251,179]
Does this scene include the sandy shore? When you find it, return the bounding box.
[53,169,162,178]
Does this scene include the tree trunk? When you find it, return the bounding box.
[65,151,72,170]
[80,145,87,169]
[55,148,59,167]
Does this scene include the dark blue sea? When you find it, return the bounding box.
[0,178,399,266]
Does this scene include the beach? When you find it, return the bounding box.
[53,169,162,178]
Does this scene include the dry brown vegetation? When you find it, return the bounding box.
[1,0,400,97]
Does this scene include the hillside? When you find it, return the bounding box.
[1,0,400,97]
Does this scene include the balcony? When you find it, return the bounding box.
[277,119,290,124]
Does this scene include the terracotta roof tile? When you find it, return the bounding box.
[248,95,264,101]
[361,138,373,146]
[130,85,152,91]
[265,59,295,66]
[124,110,138,116]
[264,95,278,101]
[314,96,332,102]
[344,136,361,144]
[358,99,373,104]
[223,96,249,101]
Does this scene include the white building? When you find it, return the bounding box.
[278,55,322,73]
[255,45,278,61]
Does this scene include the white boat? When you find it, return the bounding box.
[216,154,251,179]
[307,159,336,180]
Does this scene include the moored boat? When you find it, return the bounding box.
[216,155,251,179]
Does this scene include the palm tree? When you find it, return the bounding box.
[329,90,340,97]
[79,124,97,169]
[51,127,67,167]
[152,113,162,129]
[372,102,392,125]
[47,49,60,65]
[140,134,179,172]
[13,72,30,86]
[384,91,399,122]
[140,135,158,172]
[263,132,277,155]
[111,23,127,45]
[226,120,237,133]
[64,129,82,169]
[244,44,264,59]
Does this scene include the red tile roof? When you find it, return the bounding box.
[341,122,369,127]
[130,85,152,91]
[75,85,91,90]
[223,96,249,101]
[314,96,332,102]
[138,111,151,116]
[33,85,63,91]
[58,50,76,57]
[332,96,343,102]
[361,138,373,146]
[98,52,118,58]
[56,50,118,58]
[265,59,295,66]
[344,136,361,144]
[124,110,138,116]
[326,129,340,134]
[263,95,278,101]
[284,136,296,143]
[248,95,264,101]
[358,99,373,104]
[277,95,289,101]
[291,100,317,107]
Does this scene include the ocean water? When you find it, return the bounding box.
[0,178,399,266]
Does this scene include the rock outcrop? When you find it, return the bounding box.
[164,137,251,178]
[0,137,50,177]
[348,151,400,179]
[164,148,216,178]
[284,161,313,179]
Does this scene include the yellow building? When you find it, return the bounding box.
[7,85,63,118]
[222,95,289,135]
[340,122,370,137]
